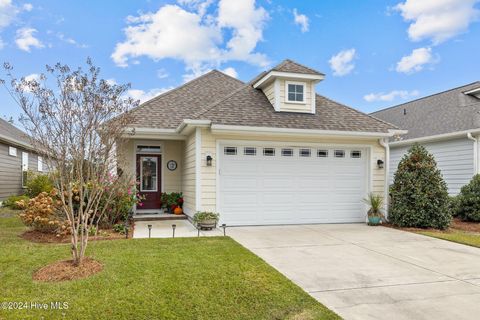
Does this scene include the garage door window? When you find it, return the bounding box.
[317,150,328,157]
[351,150,362,158]
[334,150,345,158]
[281,148,293,156]
[263,148,275,156]
[244,147,256,156]
[224,147,237,155]
[299,148,311,157]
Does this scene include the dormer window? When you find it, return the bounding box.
[286,81,305,103]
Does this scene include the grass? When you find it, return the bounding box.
[0,208,338,320]
[417,230,480,248]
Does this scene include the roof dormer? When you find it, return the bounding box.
[253,59,324,114]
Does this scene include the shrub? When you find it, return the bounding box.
[25,172,54,197]
[18,191,69,235]
[389,144,451,229]
[456,174,480,221]
[113,223,127,234]
[3,195,29,209]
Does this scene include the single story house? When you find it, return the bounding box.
[0,118,46,201]
[118,59,403,226]
[372,82,480,195]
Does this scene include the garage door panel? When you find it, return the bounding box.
[219,144,368,226]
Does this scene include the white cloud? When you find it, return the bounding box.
[15,27,44,52]
[364,89,420,102]
[156,68,169,79]
[24,73,39,81]
[221,66,238,78]
[23,3,33,11]
[395,0,480,44]
[329,48,356,76]
[57,32,88,48]
[0,0,17,29]
[396,47,436,73]
[127,87,174,103]
[293,8,309,32]
[112,0,269,76]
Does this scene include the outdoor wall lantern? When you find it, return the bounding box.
[206,155,213,166]
[147,224,152,238]
[377,159,384,169]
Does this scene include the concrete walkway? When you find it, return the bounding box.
[133,220,223,238]
[228,224,480,320]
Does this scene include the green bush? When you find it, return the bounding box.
[2,195,30,209]
[25,172,54,197]
[389,144,451,229]
[456,174,480,221]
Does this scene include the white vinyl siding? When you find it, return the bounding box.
[389,138,475,195]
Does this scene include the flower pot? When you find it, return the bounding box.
[368,216,381,226]
[197,219,217,230]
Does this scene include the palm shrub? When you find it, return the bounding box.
[456,174,480,221]
[389,144,451,229]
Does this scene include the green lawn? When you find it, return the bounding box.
[417,230,480,248]
[0,210,338,320]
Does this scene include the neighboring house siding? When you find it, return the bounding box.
[389,138,474,195]
[199,131,387,212]
[182,132,196,215]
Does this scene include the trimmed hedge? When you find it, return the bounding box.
[389,144,451,229]
[456,174,480,222]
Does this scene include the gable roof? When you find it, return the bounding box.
[371,82,480,140]
[125,59,397,134]
[127,70,244,129]
[0,118,32,149]
[271,59,325,76]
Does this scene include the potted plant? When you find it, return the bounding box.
[193,211,219,230]
[363,193,384,226]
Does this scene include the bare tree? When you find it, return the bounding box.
[1,59,137,266]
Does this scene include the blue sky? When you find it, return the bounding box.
[1,0,479,126]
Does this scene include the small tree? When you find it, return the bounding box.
[389,144,451,229]
[2,59,137,266]
[456,174,480,222]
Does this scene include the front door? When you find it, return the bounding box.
[136,154,161,210]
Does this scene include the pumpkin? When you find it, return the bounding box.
[174,207,183,215]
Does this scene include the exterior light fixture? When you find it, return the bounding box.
[147,224,152,238]
[221,223,227,236]
[206,155,213,166]
[172,224,176,238]
[377,159,384,169]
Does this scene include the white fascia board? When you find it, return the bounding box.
[464,87,480,95]
[253,71,324,88]
[0,133,34,150]
[210,124,394,138]
[176,119,212,134]
[122,127,185,140]
[390,128,480,147]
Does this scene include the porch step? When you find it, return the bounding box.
[133,213,188,221]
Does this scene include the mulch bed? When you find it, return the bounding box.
[383,217,480,234]
[33,257,103,282]
[20,229,130,244]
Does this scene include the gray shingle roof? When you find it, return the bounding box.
[371,82,480,140]
[271,59,324,76]
[0,118,31,147]
[195,84,396,133]
[127,70,244,129]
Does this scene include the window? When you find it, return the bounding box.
[22,152,28,188]
[263,148,275,156]
[244,147,256,156]
[286,82,305,103]
[8,146,17,157]
[224,147,237,155]
[351,150,362,158]
[317,150,328,158]
[299,148,311,157]
[136,145,161,153]
[334,150,345,158]
[38,156,43,172]
[140,156,158,192]
[281,148,293,156]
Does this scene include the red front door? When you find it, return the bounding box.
[136,154,161,210]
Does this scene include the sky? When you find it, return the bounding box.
[0,0,479,127]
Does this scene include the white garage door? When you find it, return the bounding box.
[218,144,368,226]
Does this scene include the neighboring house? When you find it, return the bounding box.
[372,82,480,195]
[118,59,401,225]
[0,118,46,201]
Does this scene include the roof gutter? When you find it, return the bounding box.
[0,133,34,150]
[390,128,480,147]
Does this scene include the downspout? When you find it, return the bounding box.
[467,133,479,174]
[378,138,390,218]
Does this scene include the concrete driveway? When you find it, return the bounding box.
[228,224,480,320]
